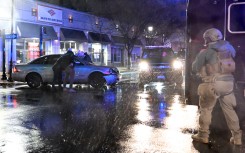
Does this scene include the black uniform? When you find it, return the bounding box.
[83,52,92,64]
[52,50,75,89]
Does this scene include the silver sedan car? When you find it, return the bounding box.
[12,54,120,89]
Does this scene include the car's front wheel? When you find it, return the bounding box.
[26,73,42,88]
[89,73,106,89]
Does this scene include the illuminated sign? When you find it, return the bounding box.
[37,5,63,24]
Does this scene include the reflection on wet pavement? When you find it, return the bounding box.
[119,83,199,153]
[1,83,244,153]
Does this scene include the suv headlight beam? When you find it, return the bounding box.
[172,60,183,70]
[139,61,149,71]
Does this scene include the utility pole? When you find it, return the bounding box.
[8,0,14,82]
[39,26,44,57]
[1,29,7,80]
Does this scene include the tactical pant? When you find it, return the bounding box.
[52,67,63,88]
[63,66,75,89]
[197,80,241,138]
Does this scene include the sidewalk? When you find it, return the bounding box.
[0,78,25,86]
[117,66,138,72]
[117,67,138,82]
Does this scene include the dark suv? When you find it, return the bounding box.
[138,46,184,86]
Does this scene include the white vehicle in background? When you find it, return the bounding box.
[12,54,120,89]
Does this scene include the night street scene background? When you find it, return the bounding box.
[1,0,245,153]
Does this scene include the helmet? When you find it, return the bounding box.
[76,50,85,57]
[203,28,223,44]
[67,48,74,55]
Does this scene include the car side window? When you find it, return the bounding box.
[46,56,61,65]
[74,59,84,65]
[30,57,45,64]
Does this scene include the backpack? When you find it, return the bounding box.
[205,49,235,75]
[216,50,235,74]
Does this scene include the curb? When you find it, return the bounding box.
[0,80,26,86]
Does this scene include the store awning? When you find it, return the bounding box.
[88,32,111,43]
[60,28,87,42]
[16,22,58,39]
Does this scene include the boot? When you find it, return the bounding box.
[230,130,242,145]
[192,130,209,144]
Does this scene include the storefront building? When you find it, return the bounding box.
[0,0,142,72]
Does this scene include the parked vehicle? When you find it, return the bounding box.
[138,46,184,87]
[12,54,120,89]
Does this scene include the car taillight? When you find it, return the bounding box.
[13,66,19,72]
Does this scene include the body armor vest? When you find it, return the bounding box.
[205,50,235,76]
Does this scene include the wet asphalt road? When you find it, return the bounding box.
[0,82,245,153]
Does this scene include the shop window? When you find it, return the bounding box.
[71,42,76,49]
[93,52,101,63]
[60,42,65,50]
[16,38,55,63]
[89,47,101,63]
[131,53,137,62]
[28,42,40,61]
[112,48,122,62]
[65,43,69,51]
[60,42,77,52]
[88,47,93,53]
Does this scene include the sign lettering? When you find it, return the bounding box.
[38,5,63,24]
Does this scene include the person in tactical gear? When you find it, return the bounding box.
[191,28,242,145]
[83,52,93,64]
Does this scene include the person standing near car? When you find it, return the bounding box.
[191,28,242,145]
[75,51,93,65]
[52,48,75,91]
[83,52,93,64]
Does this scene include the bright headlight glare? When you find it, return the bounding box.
[173,60,183,69]
[139,61,149,71]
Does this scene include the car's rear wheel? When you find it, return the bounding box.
[26,73,42,88]
[89,73,106,89]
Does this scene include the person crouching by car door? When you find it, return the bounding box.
[52,48,75,91]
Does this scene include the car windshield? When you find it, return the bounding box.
[142,48,175,63]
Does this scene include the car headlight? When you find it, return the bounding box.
[139,61,149,71]
[172,60,183,70]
